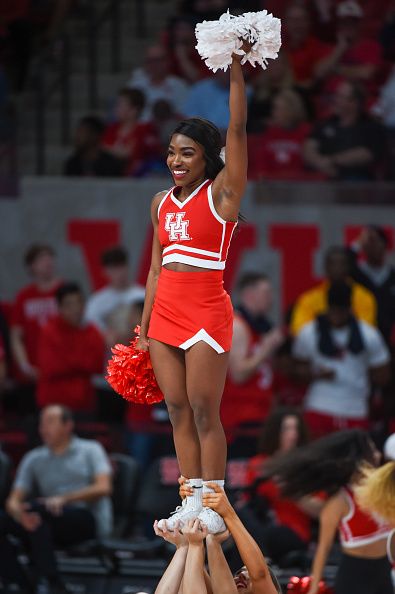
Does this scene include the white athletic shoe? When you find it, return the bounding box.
[157,500,201,531]
[197,507,227,534]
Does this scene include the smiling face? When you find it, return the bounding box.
[167,133,207,186]
[234,568,252,593]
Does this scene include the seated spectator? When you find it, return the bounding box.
[303,80,384,180]
[182,71,231,135]
[248,89,311,180]
[150,98,180,166]
[85,246,144,424]
[102,88,160,177]
[290,245,377,336]
[127,45,188,120]
[293,281,390,438]
[315,1,383,106]
[283,3,331,91]
[37,283,105,414]
[222,273,284,450]
[238,408,322,564]
[11,244,61,413]
[64,116,123,177]
[0,405,112,593]
[164,16,208,83]
[247,51,294,133]
[347,226,395,344]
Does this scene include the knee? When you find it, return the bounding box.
[167,399,193,428]
[191,402,220,435]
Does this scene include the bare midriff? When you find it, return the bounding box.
[342,538,388,559]
[163,262,215,273]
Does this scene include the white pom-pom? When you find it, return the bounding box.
[195,10,282,73]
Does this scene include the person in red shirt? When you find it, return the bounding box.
[37,282,105,414]
[237,407,322,564]
[248,89,311,180]
[11,244,61,411]
[222,273,284,449]
[102,88,160,176]
[315,1,383,110]
[283,3,331,90]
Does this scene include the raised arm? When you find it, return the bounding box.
[183,520,208,594]
[203,485,278,594]
[154,521,189,594]
[212,56,248,221]
[137,192,165,350]
[206,532,238,594]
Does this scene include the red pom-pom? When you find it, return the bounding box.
[287,576,333,594]
[106,326,164,405]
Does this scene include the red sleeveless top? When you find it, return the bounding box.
[339,486,390,548]
[157,179,237,271]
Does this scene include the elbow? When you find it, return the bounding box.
[250,568,270,582]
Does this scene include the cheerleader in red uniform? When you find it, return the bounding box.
[135,49,248,533]
[266,429,393,594]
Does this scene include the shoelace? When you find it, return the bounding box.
[170,505,184,516]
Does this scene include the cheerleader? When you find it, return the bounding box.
[265,429,393,594]
[134,39,250,533]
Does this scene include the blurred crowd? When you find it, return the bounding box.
[61,0,395,181]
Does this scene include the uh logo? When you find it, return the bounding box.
[165,212,191,241]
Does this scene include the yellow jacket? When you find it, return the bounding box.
[290,280,377,336]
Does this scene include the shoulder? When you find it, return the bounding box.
[87,287,110,305]
[20,446,48,467]
[14,284,35,301]
[352,282,375,301]
[152,189,169,211]
[74,437,103,453]
[297,320,316,341]
[297,283,324,305]
[358,320,383,342]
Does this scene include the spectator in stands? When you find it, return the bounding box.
[222,273,284,448]
[64,116,123,178]
[11,244,61,413]
[283,3,330,91]
[247,51,294,134]
[102,88,160,177]
[37,283,105,414]
[303,80,384,180]
[85,246,144,423]
[290,245,377,336]
[348,226,395,344]
[127,45,188,120]
[0,404,112,594]
[164,16,208,83]
[315,1,383,104]
[150,99,180,170]
[239,408,322,564]
[293,281,390,438]
[248,89,311,180]
[373,66,395,180]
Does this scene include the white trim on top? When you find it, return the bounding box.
[162,253,225,270]
[157,188,173,218]
[207,183,228,224]
[179,329,225,354]
[387,529,395,563]
[162,244,220,258]
[224,222,238,260]
[341,530,391,549]
[171,179,209,209]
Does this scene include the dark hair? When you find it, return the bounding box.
[265,429,376,498]
[257,407,309,456]
[237,272,268,292]
[79,115,105,136]
[327,280,352,309]
[24,244,55,267]
[55,282,83,305]
[171,117,224,180]
[101,246,128,267]
[369,225,389,248]
[43,405,74,424]
[118,88,146,114]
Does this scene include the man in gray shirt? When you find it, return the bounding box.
[0,405,113,594]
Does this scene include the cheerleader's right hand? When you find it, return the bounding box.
[179,476,193,500]
[135,336,149,351]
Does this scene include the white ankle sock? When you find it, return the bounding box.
[186,478,203,508]
[202,479,225,495]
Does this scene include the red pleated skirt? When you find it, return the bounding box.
[148,267,233,353]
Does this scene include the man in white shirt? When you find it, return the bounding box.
[293,281,390,438]
[85,246,145,422]
[127,45,189,120]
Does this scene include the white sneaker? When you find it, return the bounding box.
[197,507,227,534]
[157,500,201,531]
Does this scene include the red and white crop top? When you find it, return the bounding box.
[339,486,390,549]
[157,179,237,271]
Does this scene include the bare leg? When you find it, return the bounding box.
[185,342,229,480]
[149,339,201,478]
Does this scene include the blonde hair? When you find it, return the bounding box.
[355,462,395,525]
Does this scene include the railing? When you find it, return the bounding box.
[32,0,126,175]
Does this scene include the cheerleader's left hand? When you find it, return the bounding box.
[232,39,253,62]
